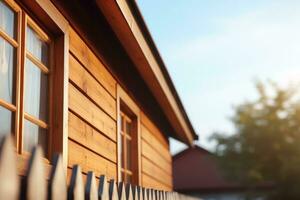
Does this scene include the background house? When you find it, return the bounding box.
[173,146,271,200]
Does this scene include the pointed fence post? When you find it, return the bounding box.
[85,172,98,200]
[142,188,148,200]
[125,184,133,200]
[118,182,126,200]
[147,189,152,200]
[48,155,67,200]
[68,165,84,200]
[108,180,118,200]
[21,146,47,200]
[137,186,143,200]
[0,135,19,200]
[98,175,109,200]
[132,186,139,200]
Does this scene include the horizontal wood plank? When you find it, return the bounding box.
[69,28,116,98]
[69,83,116,141]
[68,112,117,163]
[141,140,172,175]
[141,125,171,162]
[140,112,169,148]
[142,173,171,191]
[68,140,117,180]
[69,54,116,119]
[141,157,172,187]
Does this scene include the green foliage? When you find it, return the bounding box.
[211,81,300,200]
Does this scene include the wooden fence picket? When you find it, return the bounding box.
[152,189,157,200]
[142,188,148,200]
[68,165,84,200]
[137,186,143,200]
[48,155,67,200]
[0,135,19,200]
[125,184,133,200]
[98,175,109,200]
[85,172,98,200]
[108,179,118,200]
[21,146,47,200]
[132,186,139,200]
[0,136,200,200]
[118,182,126,200]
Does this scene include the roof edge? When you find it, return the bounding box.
[95,0,198,145]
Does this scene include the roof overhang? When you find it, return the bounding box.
[96,0,198,145]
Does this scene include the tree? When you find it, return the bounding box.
[212,81,300,200]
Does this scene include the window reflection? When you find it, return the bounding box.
[24,58,48,122]
[0,106,14,137]
[0,37,16,104]
[23,120,47,153]
[26,26,48,66]
[0,1,16,39]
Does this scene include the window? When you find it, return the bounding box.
[120,111,134,183]
[118,86,141,185]
[0,0,51,156]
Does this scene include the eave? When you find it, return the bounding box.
[96,0,198,145]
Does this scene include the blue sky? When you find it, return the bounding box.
[137,0,300,154]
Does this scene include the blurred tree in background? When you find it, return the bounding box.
[212,81,300,200]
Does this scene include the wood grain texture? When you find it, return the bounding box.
[68,112,117,163]
[69,28,116,98]
[69,54,116,120]
[68,140,116,180]
[141,125,171,162]
[140,112,169,148]
[141,157,172,187]
[68,83,116,142]
[141,140,171,175]
[142,174,170,191]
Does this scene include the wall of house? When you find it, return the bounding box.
[140,112,173,191]
[68,27,117,181]
[67,27,172,190]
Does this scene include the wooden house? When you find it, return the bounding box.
[0,0,197,192]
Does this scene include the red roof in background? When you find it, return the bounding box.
[173,146,240,192]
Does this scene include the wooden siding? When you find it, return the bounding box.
[68,27,117,182]
[140,112,173,191]
[68,27,172,190]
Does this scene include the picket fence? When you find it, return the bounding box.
[0,135,199,200]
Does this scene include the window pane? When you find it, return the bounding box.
[125,121,131,135]
[126,174,132,184]
[23,120,47,153]
[24,58,48,122]
[121,172,125,182]
[0,106,14,137]
[0,1,16,39]
[26,26,48,66]
[0,37,16,104]
[126,138,131,170]
[121,135,125,168]
[120,115,124,131]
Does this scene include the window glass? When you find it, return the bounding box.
[0,1,16,39]
[120,115,124,131]
[24,58,48,121]
[126,174,132,184]
[0,106,14,137]
[125,121,131,136]
[26,26,48,66]
[23,120,47,153]
[121,172,125,182]
[0,37,16,104]
[126,138,131,170]
[121,134,125,168]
